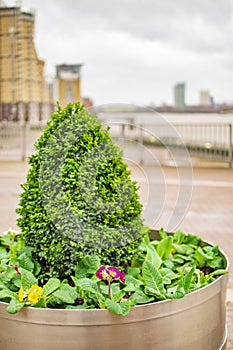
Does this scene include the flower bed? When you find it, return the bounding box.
[0,228,227,315]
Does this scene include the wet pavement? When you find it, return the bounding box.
[0,160,233,349]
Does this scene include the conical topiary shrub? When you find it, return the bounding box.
[17,103,148,280]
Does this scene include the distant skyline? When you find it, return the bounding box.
[4,0,233,106]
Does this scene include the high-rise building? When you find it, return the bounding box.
[199,90,211,106]
[0,5,53,122]
[53,64,82,108]
[174,82,186,108]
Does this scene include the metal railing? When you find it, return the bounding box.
[174,123,232,167]
[0,121,232,167]
[0,122,43,161]
[108,122,233,168]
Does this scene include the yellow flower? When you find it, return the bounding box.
[18,287,25,302]
[28,285,43,305]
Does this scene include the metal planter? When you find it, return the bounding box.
[0,245,229,350]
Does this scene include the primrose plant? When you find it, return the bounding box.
[96,266,125,299]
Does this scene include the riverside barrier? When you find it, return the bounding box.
[0,121,232,167]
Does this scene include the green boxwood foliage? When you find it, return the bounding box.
[17,103,148,280]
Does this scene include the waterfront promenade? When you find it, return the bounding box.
[0,160,233,349]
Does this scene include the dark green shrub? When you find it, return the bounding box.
[17,103,148,280]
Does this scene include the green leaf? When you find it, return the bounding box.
[66,303,90,310]
[33,261,41,276]
[156,236,173,259]
[0,267,16,283]
[173,230,186,244]
[195,247,213,267]
[110,283,121,294]
[160,268,178,284]
[75,255,100,278]
[145,286,166,299]
[118,300,131,316]
[124,275,143,288]
[158,228,167,239]
[0,247,8,259]
[163,259,174,269]
[18,268,37,290]
[185,234,201,246]
[34,297,47,308]
[112,290,125,303]
[18,252,34,272]
[178,267,195,293]
[75,278,101,296]
[123,283,136,292]
[125,267,141,279]
[0,289,17,300]
[146,244,162,269]
[0,281,7,289]
[42,278,60,297]
[142,260,165,298]
[166,285,185,299]
[207,256,224,269]
[105,299,122,314]
[206,269,228,282]
[172,255,185,264]
[142,233,150,245]
[6,298,24,314]
[172,244,194,256]
[12,274,22,288]
[0,234,14,247]
[53,284,78,304]
[130,289,154,304]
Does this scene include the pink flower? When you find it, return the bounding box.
[96,265,125,284]
[107,266,121,279]
[119,272,125,284]
[96,266,107,279]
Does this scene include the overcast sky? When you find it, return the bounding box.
[7,0,233,106]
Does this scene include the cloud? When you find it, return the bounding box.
[24,0,233,53]
[19,0,233,105]
[32,0,233,53]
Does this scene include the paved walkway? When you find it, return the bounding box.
[0,160,233,349]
